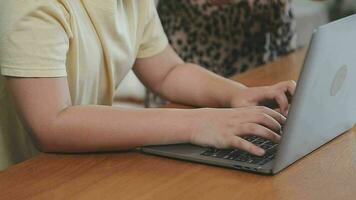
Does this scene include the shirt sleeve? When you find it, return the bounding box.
[0,1,70,77]
[136,1,168,59]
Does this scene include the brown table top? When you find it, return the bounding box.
[1,49,355,200]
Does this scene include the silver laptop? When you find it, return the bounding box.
[141,15,356,175]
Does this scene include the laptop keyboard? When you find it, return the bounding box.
[201,136,278,165]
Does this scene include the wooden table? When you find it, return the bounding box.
[1,49,355,200]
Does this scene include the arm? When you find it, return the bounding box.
[6,77,193,152]
[134,46,296,116]
[134,46,247,108]
[6,75,285,156]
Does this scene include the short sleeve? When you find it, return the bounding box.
[136,1,168,58]
[0,2,70,77]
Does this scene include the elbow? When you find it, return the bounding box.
[28,121,61,153]
[36,138,56,153]
[32,129,58,153]
[26,107,72,153]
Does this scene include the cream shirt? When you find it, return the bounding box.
[0,0,168,170]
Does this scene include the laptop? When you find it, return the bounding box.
[141,15,356,175]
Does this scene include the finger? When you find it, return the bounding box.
[241,123,281,143]
[263,87,289,116]
[229,137,265,156]
[242,111,282,132]
[277,80,297,102]
[273,93,289,116]
[286,80,297,103]
[274,108,282,113]
[286,80,297,96]
[246,106,286,125]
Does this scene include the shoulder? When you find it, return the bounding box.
[0,0,70,37]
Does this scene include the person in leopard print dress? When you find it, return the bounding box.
[146,0,297,107]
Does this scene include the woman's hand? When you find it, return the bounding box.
[190,106,285,156]
[230,80,297,116]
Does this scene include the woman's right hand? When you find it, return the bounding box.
[190,106,285,156]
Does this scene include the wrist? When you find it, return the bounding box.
[227,84,250,108]
[184,108,209,144]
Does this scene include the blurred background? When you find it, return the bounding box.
[113,0,356,108]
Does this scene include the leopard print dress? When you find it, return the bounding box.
[146,0,297,107]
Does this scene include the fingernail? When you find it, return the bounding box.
[257,148,265,156]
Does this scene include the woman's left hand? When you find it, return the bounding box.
[230,80,297,116]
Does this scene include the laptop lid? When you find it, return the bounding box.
[272,15,356,174]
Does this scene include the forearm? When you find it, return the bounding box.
[158,63,247,108]
[38,105,194,152]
